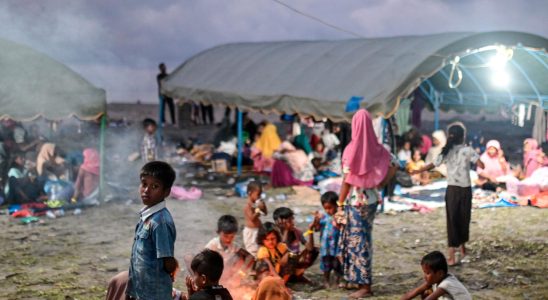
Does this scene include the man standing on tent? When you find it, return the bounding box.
[157,63,176,126]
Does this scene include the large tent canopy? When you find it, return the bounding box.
[163,31,548,121]
[0,38,106,121]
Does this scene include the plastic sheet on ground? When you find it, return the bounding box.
[170,186,202,201]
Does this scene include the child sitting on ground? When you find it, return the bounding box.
[126,161,178,299]
[406,149,430,185]
[401,251,471,300]
[310,191,342,288]
[205,215,253,286]
[255,222,292,283]
[184,249,233,300]
[273,207,306,254]
[205,215,239,260]
[243,181,267,257]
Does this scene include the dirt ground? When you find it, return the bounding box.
[1,104,546,299]
[1,181,546,299]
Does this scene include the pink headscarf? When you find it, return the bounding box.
[523,138,543,177]
[80,148,100,175]
[342,109,391,189]
[478,140,508,178]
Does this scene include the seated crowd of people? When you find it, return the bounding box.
[0,119,100,206]
[169,113,348,188]
[395,127,547,191]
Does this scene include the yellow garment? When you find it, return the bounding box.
[257,243,288,274]
[255,124,281,158]
[406,159,425,172]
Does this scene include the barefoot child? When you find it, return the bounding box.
[243,181,267,257]
[311,191,342,288]
[184,249,233,300]
[127,161,178,299]
[401,251,471,300]
[411,123,484,266]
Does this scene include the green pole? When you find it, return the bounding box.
[99,114,107,202]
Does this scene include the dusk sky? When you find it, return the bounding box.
[1,0,547,103]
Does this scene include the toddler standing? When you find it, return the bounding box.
[243,181,267,257]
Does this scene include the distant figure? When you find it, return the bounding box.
[157,63,176,125]
[200,103,214,125]
[141,118,160,163]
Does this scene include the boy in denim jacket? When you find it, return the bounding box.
[127,161,178,299]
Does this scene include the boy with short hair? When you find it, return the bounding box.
[243,181,267,257]
[185,249,233,300]
[401,251,471,300]
[127,161,178,300]
[205,215,239,260]
[142,118,160,162]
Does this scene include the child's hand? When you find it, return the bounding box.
[185,275,196,296]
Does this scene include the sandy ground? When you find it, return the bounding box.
[1,183,546,300]
[1,104,546,299]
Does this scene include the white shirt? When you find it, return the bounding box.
[435,274,472,300]
[434,145,479,187]
[139,200,166,222]
[205,237,238,260]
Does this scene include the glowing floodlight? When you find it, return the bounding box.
[492,70,510,87]
[489,46,513,70]
[489,46,512,88]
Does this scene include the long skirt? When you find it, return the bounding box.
[445,185,472,247]
[337,203,376,285]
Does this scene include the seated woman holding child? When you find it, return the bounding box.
[475,140,513,191]
[271,141,314,187]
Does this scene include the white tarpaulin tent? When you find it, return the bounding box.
[0,38,107,199]
[0,38,106,121]
[163,31,548,121]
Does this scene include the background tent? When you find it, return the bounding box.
[163,31,548,174]
[0,38,106,121]
[163,31,548,122]
[0,37,107,199]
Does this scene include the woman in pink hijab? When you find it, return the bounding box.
[72,148,100,203]
[476,140,510,191]
[335,109,396,298]
[523,138,547,178]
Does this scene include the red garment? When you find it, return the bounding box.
[80,148,100,175]
[74,169,99,198]
[342,109,391,189]
[271,160,312,188]
[420,135,432,156]
[310,134,321,151]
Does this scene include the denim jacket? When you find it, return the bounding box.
[127,201,176,299]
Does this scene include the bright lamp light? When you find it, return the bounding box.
[492,70,510,87]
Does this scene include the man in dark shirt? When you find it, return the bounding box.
[157,63,176,125]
